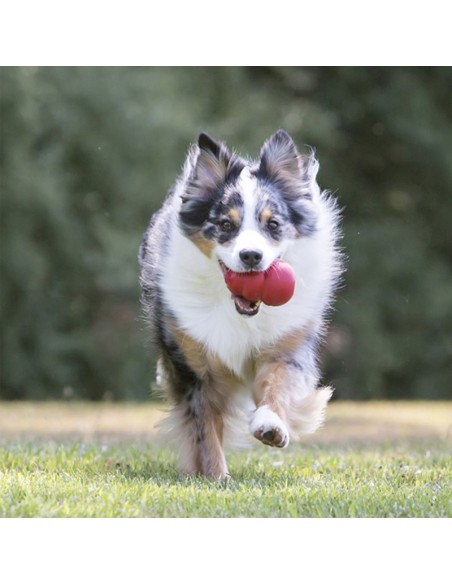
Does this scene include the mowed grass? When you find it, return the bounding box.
[0,401,451,518]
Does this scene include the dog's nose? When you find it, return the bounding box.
[239,249,263,269]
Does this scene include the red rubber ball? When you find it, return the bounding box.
[261,260,296,306]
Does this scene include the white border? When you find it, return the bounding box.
[1,1,450,65]
[1,519,450,583]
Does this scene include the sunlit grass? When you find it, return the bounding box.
[1,401,451,517]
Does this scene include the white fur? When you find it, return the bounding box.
[215,167,279,272]
[249,405,290,447]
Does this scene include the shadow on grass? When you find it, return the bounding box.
[106,453,279,489]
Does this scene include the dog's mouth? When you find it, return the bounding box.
[219,261,262,317]
[232,296,262,317]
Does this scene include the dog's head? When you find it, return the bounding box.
[179,130,320,315]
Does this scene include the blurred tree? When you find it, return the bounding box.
[0,67,451,400]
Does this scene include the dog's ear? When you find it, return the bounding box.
[259,130,301,180]
[258,130,319,198]
[185,132,244,200]
[180,133,244,234]
[192,132,233,191]
[198,132,224,160]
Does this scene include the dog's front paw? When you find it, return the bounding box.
[250,406,289,448]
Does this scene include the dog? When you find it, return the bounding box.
[139,130,342,479]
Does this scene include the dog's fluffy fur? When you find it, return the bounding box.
[139,130,342,479]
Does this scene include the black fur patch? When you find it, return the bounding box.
[179,196,215,235]
[152,292,200,402]
[286,199,317,236]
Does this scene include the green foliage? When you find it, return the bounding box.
[1,67,451,399]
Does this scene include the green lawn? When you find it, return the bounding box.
[0,401,451,517]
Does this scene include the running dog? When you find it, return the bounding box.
[139,130,342,479]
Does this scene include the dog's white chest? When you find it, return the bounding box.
[159,215,332,378]
[161,232,281,377]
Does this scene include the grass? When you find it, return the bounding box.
[0,401,451,517]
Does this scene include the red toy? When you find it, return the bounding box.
[224,259,296,307]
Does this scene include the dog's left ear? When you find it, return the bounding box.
[258,130,319,190]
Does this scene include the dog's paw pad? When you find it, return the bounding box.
[262,429,275,442]
[250,406,289,448]
[253,425,288,448]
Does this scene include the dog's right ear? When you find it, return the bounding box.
[192,132,233,192]
[185,132,244,199]
[181,134,243,235]
[198,132,223,159]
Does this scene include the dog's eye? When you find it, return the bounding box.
[267,219,279,231]
[219,219,234,232]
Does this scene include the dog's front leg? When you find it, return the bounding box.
[172,384,229,480]
[250,356,333,447]
[250,361,292,448]
[191,386,229,479]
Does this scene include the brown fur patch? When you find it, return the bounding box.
[199,402,228,478]
[170,323,241,408]
[189,234,215,258]
[259,207,273,224]
[228,208,241,225]
[259,327,309,362]
[252,326,311,420]
[252,361,289,419]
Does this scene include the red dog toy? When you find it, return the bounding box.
[224,259,296,307]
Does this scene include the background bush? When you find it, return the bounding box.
[1,67,451,400]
